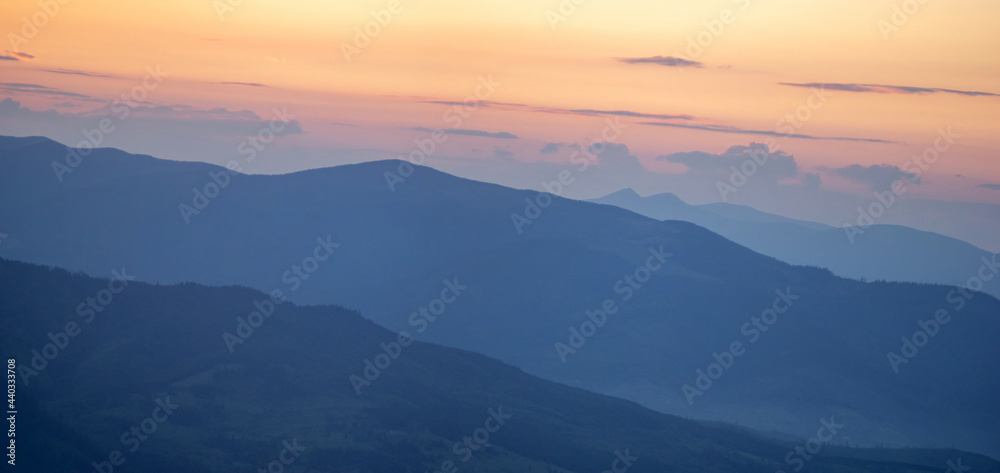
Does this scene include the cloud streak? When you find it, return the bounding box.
[781,82,1000,98]
[0,82,93,99]
[416,96,892,145]
[562,108,694,121]
[216,81,269,88]
[42,68,114,78]
[617,56,703,68]
[834,164,918,189]
[411,127,518,139]
[979,183,1000,191]
[0,51,35,61]
[640,121,898,144]
[418,99,695,122]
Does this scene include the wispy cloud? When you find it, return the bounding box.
[417,99,695,121]
[802,172,822,189]
[42,68,114,78]
[617,55,703,68]
[539,142,565,154]
[561,108,694,121]
[0,51,35,61]
[781,82,1000,98]
[216,81,269,88]
[415,95,895,145]
[979,183,1000,191]
[0,82,93,99]
[0,98,324,176]
[411,127,518,139]
[493,147,513,158]
[640,121,898,144]
[658,144,799,182]
[86,104,271,122]
[418,95,894,145]
[834,164,918,189]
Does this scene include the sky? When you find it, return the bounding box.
[1,0,999,237]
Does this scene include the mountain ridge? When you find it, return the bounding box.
[2,135,998,456]
[590,188,1000,298]
[4,257,999,472]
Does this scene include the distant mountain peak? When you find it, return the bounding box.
[645,191,686,205]
[599,188,642,200]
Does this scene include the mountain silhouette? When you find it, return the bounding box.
[4,258,999,472]
[1,135,998,456]
[591,188,1000,299]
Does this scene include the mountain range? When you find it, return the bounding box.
[4,257,999,472]
[590,189,1000,300]
[1,135,998,457]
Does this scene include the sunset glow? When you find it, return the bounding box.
[2,0,999,203]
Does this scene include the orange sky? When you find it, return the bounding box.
[2,0,999,202]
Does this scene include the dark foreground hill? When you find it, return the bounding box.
[3,258,998,473]
[1,135,999,455]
